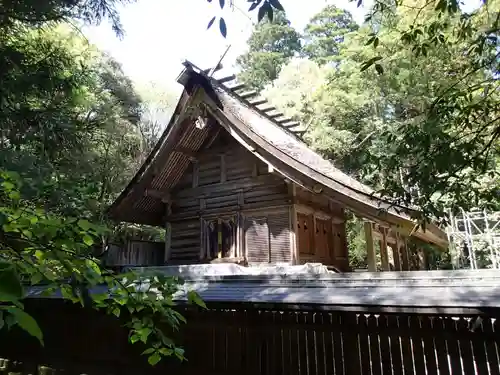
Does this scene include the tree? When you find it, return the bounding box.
[0,6,204,365]
[214,0,499,226]
[236,11,302,91]
[302,5,358,65]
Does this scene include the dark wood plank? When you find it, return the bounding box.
[387,315,403,375]
[483,318,500,375]
[314,313,326,375]
[378,314,392,374]
[457,317,476,375]
[470,317,490,375]
[299,312,308,375]
[357,314,371,375]
[432,317,451,375]
[409,315,426,375]
[444,318,464,375]
[421,316,438,375]
[289,311,300,375]
[331,313,345,375]
[398,315,415,375]
[367,315,382,375]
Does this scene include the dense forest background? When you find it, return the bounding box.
[234,0,499,268]
[0,0,498,359]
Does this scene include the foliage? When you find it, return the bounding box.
[216,0,499,229]
[302,5,359,65]
[0,0,133,37]
[0,1,196,365]
[236,11,302,91]
[0,171,206,363]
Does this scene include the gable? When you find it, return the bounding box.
[170,127,289,217]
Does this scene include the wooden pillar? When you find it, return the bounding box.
[288,183,297,265]
[364,221,376,272]
[399,235,410,271]
[418,248,428,270]
[192,160,199,188]
[164,201,172,264]
[392,233,402,271]
[379,228,390,271]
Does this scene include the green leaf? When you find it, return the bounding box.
[0,263,23,302]
[7,307,43,345]
[269,0,284,11]
[77,219,91,231]
[140,327,152,343]
[130,333,140,344]
[187,290,206,309]
[257,4,267,22]
[148,353,162,366]
[360,56,382,72]
[174,347,185,361]
[112,307,120,317]
[219,18,227,38]
[160,348,173,356]
[83,234,94,246]
[248,1,259,11]
[142,348,155,355]
[207,16,216,29]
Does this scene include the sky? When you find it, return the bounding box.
[83,0,372,93]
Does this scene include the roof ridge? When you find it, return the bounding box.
[182,60,307,141]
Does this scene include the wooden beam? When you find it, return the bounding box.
[364,222,376,272]
[289,184,297,265]
[250,98,267,106]
[164,201,172,263]
[217,74,236,84]
[282,121,300,129]
[227,83,246,91]
[269,112,285,119]
[399,234,410,270]
[393,234,402,271]
[174,146,197,160]
[277,117,294,124]
[220,154,227,183]
[203,63,222,74]
[192,161,199,188]
[259,106,277,113]
[380,228,390,271]
[145,189,171,203]
[239,91,258,99]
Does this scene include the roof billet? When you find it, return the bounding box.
[239,90,259,99]
[226,83,246,91]
[217,74,236,84]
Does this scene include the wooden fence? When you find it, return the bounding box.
[0,299,499,375]
[104,240,164,267]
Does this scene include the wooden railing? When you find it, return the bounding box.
[0,299,498,375]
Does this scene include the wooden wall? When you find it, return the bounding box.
[167,130,292,265]
[163,128,350,269]
[294,187,349,271]
[105,241,164,267]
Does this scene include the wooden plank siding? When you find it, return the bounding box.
[105,241,164,267]
[1,299,499,375]
[158,129,348,268]
[166,131,293,265]
[294,187,348,271]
